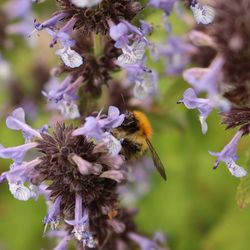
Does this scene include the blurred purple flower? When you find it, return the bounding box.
[53,235,69,250]
[119,157,153,206]
[178,88,212,134]
[149,0,177,15]
[4,0,32,19]
[183,56,225,95]
[209,130,247,177]
[128,232,166,250]
[157,36,197,76]
[43,76,82,119]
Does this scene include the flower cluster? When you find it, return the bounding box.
[0,107,166,249]
[34,0,181,118]
[0,0,35,47]
[1,0,250,249]
[180,0,250,177]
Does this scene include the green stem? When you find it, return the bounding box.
[93,33,102,57]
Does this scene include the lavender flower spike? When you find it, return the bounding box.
[6,108,42,139]
[209,130,247,178]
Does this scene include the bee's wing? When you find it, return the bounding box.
[146,139,167,181]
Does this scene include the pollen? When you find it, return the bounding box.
[133,111,153,139]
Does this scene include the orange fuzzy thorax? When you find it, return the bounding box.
[133,111,153,139]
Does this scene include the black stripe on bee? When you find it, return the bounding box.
[121,139,142,160]
[119,112,139,134]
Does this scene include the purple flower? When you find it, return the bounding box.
[72,106,124,140]
[140,20,153,36]
[74,116,103,140]
[109,21,129,48]
[8,181,36,201]
[183,56,225,95]
[158,36,197,76]
[6,108,42,140]
[99,106,125,129]
[46,230,70,250]
[102,132,122,156]
[43,76,83,119]
[182,57,230,134]
[118,157,153,206]
[128,232,166,250]
[70,153,103,175]
[56,47,83,68]
[45,16,77,48]
[188,30,215,48]
[34,14,84,68]
[0,142,38,164]
[6,15,34,37]
[1,159,42,200]
[53,235,69,250]
[109,20,147,53]
[42,75,74,103]
[191,3,215,25]
[100,170,126,183]
[209,130,247,177]
[65,193,96,248]
[44,196,62,233]
[34,12,68,32]
[149,0,177,15]
[4,0,32,19]
[117,39,147,68]
[5,158,42,183]
[178,88,213,134]
[133,70,158,100]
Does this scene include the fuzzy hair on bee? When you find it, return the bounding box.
[112,111,167,180]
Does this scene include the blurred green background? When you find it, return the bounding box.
[0,1,250,250]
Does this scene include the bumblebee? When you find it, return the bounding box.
[112,111,167,180]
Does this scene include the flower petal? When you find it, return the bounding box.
[56,47,83,68]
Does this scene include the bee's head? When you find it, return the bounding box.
[117,111,152,139]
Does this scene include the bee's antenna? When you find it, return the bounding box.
[121,94,126,106]
[97,107,104,118]
[121,93,129,112]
